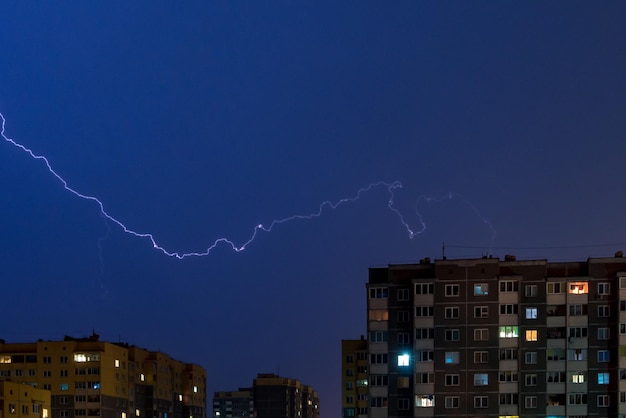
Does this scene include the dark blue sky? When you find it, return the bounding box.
[1,2,626,416]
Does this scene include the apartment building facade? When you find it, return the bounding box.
[341,338,368,418]
[0,334,206,418]
[365,254,626,418]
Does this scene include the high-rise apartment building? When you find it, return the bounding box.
[341,338,368,418]
[0,334,206,418]
[213,373,319,418]
[363,253,626,418]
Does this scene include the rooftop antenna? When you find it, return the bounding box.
[442,241,446,260]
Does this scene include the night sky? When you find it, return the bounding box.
[1,2,626,416]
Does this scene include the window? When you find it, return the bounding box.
[397,288,409,301]
[369,331,388,343]
[474,284,488,295]
[474,351,488,363]
[416,350,433,362]
[445,284,459,297]
[569,327,588,338]
[445,374,459,386]
[598,327,609,340]
[369,375,388,386]
[569,349,587,361]
[598,350,610,362]
[8,403,16,414]
[622,392,626,403]
[568,394,587,405]
[474,328,488,341]
[60,384,69,391]
[345,382,353,390]
[59,398,68,405]
[415,395,434,408]
[416,373,434,384]
[416,306,433,317]
[445,329,460,341]
[500,280,518,292]
[525,285,538,297]
[525,352,537,364]
[346,396,354,404]
[415,283,434,294]
[368,309,388,321]
[598,282,610,295]
[60,412,68,418]
[525,396,537,409]
[415,328,434,339]
[569,304,587,316]
[547,371,565,383]
[415,373,435,384]
[369,288,388,299]
[474,396,488,408]
[525,373,537,386]
[397,333,410,345]
[370,354,388,364]
[445,352,459,364]
[598,394,610,407]
[499,348,517,360]
[43,356,51,364]
[474,306,488,318]
[525,308,537,319]
[397,354,410,367]
[397,399,410,410]
[598,372,610,384]
[499,326,518,338]
[22,405,29,415]
[397,310,410,322]
[346,355,354,363]
[547,348,565,360]
[547,282,565,294]
[115,359,120,368]
[598,305,609,317]
[474,373,488,386]
[500,304,518,315]
[571,373,586,383]
[525,329,538,342]
[621,323,626,335]
[498,371,518,382]
[444,307,459,319]
[60,356,68,364]
[444,397,459,409]
[499,393,518,405]
[569,282,588,294]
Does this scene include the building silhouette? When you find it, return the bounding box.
[0,334,205,418]
[213,373,319,418]
[344,253,626,417]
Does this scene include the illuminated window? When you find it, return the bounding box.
[445,352,459,364]
[572,373,585,383]
[525,330,538,342]
[598,372,609,384]
[569,349,586,361]
[397,354,409,367]
[43,409,48,418]
[193,386,198,393]
[474,373,488,386]
[568,282,588,294]
[499,326,518,338]
[140,374,145,382]
[121,413,126,418]
[60,384,68,391]
[135,410,140,417]
[415,395,434,408]
[0,356,12,364]
[525,308,537,319]
[474,284,488,296]
[115,359,120,368]
[178,394,182,402]
[368,310,388,321]
[74,354,87,363]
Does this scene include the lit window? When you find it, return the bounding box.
[572,373,585,383]
[525,330,538,342]
[368,310,388,321]
[474,373,488,386]
[178,395,182,402]
[193,386,198,393]
[499,326,518,338]
[136,410,140,417]
[397,354,409,367]
[115,360,120,368]
[598,372,609,384]
[74,354,87,363]
[525,308,537,319]
[140,374,145,382]
[568,282,588,294]
[415,395,434,408]
[43,409,48,418]
[474,284,488,296]
[444,352,459,364]
[60,384,68,391]
[121,413,126,418]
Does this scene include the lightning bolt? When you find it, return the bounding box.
[1,111,420,259]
